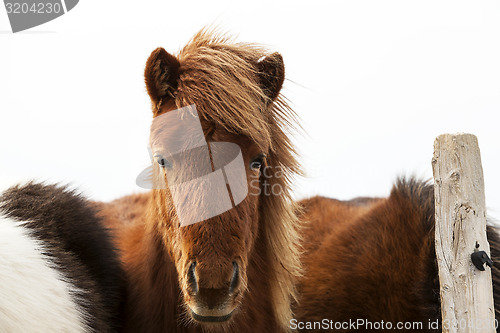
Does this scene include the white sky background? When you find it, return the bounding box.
[0,1,499,217]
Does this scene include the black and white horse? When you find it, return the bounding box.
[0,183,125,332]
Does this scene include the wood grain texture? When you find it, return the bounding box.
[433,133,495,333]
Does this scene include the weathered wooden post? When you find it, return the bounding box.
[432,133,495,333]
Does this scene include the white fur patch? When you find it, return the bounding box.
[0,215,89,332]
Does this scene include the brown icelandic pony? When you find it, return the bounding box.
[96,30,500,333]
[97,29,302,333]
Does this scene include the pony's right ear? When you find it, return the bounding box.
[256,52,285,102]
[144,47,180,111]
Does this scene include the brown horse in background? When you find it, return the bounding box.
[97,30,500,332]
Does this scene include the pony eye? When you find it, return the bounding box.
[154,154,172,169]
[249,154,266,171]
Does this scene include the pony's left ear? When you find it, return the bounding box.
[256,52,285,101]
[144,47,180,112]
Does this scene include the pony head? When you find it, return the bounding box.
[143,29,301,330]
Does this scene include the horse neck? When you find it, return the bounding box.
[123,193,188,332]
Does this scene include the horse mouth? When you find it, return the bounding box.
[191,310,234,323]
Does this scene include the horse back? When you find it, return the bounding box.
[296,179,440,332]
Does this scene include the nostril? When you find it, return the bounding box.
[229,261,239,293]
[187,261,198,294]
